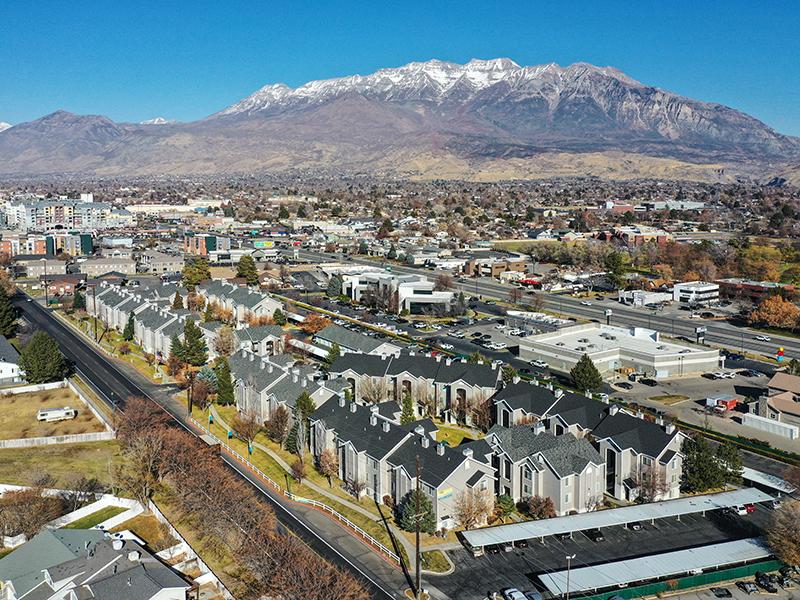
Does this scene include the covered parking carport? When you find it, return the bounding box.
[461,488,773,553]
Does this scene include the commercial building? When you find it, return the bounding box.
[715,278,797,302]
[183,232,231,256]
[518,323,720,380]
[754,372,800,430]
[672,281,720,306]
[341,271,454,315]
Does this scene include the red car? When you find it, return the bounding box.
[744,503,756,514]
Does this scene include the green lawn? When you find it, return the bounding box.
[0,440,121,486]
[421,550,451,573]
[63,505,128,529]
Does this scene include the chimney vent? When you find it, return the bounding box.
[382,420,390,432]
[436,442,445,456]
[533,421,545,435]
[338,395,346,407]
[609,404,620,416]
[554,388,564,399]
[665,423,676,435]
[421,436,430,448]
[349,402,357,413]
[414,424,425,436]
[462,448,473,458]
[370,414,377,426]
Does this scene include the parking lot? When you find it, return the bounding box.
[432,506,771,600]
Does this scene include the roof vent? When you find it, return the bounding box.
[532,421,545,435]
[462,447,473,458]
[436,442,445,456]
[369,404,379,413]
[349,402,357,413]
[445,358,452,366]
[554,388,564,399]
[127,550,141,562]
[414,424,425,436]
[382,420,390,432]
[609,404,620,416]
[421,436,430,448]
[112,539,124,551]
[665,423,676,435]
[338,394,346,407]
[369,413,377,426]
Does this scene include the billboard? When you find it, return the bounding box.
[253,240,275,249]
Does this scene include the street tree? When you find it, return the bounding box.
[122,312,135,341]
[214,358,234,405]
[327,275,343,298]
[232,411,262,449]
[570,354,603,391]
[19,331,68,383]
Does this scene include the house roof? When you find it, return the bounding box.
[488,425,603,478]
[329,353,392,377]
[591,410,678,459]
[387,434,471,488]
[768,371,800,395]
[316,324,385,353]
[0,335,19,365]
[493,382,561,415]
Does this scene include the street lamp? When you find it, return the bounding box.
[565,554,576,600]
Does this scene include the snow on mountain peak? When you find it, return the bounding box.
[140,117,174,125]
[216,58,641,117]
[0,122,11,133]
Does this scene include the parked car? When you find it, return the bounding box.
[617,382,634,390]
[743,503,756,514]
[439,343,454,350]
[711,588,732,598]
[531,360,549,369]
[514,539,529,548]
[771,498,783,510]
[585,528,604,542]
[736,581,758,595]
[755,572,778,593]
[640,378,658,387]
[595,393,609,402]
[502,541,513,553]
[501,588,526,600]
[487,544,501,554]
[729,505,749,516]
[626,521,643,531]
[554,532,572,540]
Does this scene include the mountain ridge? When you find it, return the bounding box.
[1,58,799,182]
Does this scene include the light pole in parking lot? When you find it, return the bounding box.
[564,554,576,600]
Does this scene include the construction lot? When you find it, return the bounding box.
[432,505,773,600]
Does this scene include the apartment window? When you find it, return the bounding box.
[671,458,677,469]
[564,493,570,503]
[504,460,511,479]
[642,456,653,467]
[564,477,570,488]
[523,484,530,495]
[523,467,532,481]
[480,479,488,491]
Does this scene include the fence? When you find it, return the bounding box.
[0,430,115,449]
[189,417,402,566]
[573,559,784,600]
[0,380,66,395]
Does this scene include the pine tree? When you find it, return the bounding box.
[182,258,211,291]
[72,290,86,312]
[214,357,234,405]
[398,489,435,534]
[172,292,184,310]
[182,319,208,366]
[197,366,218,393]
[19,331,68,383]
[570,354,603,391]
[122,312,135,342]
[0,287,17,338]
[681,436,724,492]
[295,391,316,421]
[236,255,260,285]
[203,303,216,322]
[358,241,368,255]
[285,421,299,454]
[278,205,290,219]
[169,333,185,362]
[387,244,397,260]
[401,391,415,424]
[325,342,341,367]
[716,441,743,485]
[326,275,343,298]
[272,308,287,326]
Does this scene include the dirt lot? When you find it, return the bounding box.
[0,387,106,440]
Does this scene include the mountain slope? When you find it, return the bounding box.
[0,59,798,180]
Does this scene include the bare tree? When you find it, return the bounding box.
[766,499,800,566]
[508,287,523,304]
[214,325,236,357]
[0,488,64,538]
[232,410,263,448]
[526,495,556,520]
[434,273,454,291]
[454,488,494,530]
[348,478,367,499]
[291,458,307,482]
[360,376,388,403]
[632,465,669,503]
[266,405,290,448]
[113,431,165,505]
[318,448,339,486]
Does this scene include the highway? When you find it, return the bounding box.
[291,248,800,361]
[13,295,403,600]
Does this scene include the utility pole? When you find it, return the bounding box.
[42,258,48,307]
[565,554,576,600]
[415,454,422,600]
[186,368,196,415]
[91,284,98,341]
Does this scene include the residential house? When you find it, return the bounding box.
[196,280,283,325]
[757,372,800,427]
[0,335,22,384]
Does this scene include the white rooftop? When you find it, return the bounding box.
[528,323,711,357]
[461,488,772,548]
[742,466,797,495]
[539,538,770,595]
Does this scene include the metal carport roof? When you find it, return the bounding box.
[461,488,772,548]
[538,538,770,595]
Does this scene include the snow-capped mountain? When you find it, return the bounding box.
[0,122,11,133]
[0,59,798,180]
[140,117,175,125]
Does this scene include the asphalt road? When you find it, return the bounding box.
[13,295,403,600]
[290,249,800,361]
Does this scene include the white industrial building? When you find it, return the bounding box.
[672,281,720,306]
[341,271,453,314]
[518,323,720,380]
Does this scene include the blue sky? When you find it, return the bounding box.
[3,1,800,134]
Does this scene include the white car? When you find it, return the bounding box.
[494,342,507,350]
[754,335,771,342]
[531,360,549,369]
[440,343,454,350]
[495,324,507,331]
[501,589,527,600]
[580,301,593,306]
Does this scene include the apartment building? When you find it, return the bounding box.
[310,398,495,530]
[79,256,137,277]
[139,249,185,274]
[196,280,283,325]
[12,256,67,279]
[493,382,684,501]
[1,198,114,232]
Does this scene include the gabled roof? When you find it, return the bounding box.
[493,382,562,415]
[591,410,678,459]
[768,371,800,395]
[0,335,19,365]
[329,353,392,377]
[240,324,284,342]
[488,425,603,478]
[387,434,470,488]
[316,324,385,353]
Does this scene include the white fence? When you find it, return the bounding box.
[190,418,402,566]
[0,431,115,449]
[0,380,66,395]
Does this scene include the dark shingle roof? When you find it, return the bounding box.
[329,353,392,377]
[387,435,468,488]
[316,324,384,353]
[310,401,409,460]
[0,335,19,365]
[492,382,561,414]
[591,411,678,458]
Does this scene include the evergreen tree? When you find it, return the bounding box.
[495,494,516,523]
[295,391,316,421]
[326,275,343,298]
[214,357,234,405]
[387,244,397,260]
[716,441,743,485]
[358,241,368,255]
[285,421,300,454]
[297,205,307,218]
[467,352,486,364]
[398,489,435,534]
[604,251,627,290]
[182,258,211,291]
[272,308,287,326]
[171,292,184,310]
[19,331,68,383]
[169,333,185,362]
[197,366,218,393]
[401,391,415,424]
[570,354,603,391]
[278,205,290,219]
[325,342,341,367]
[71,290,86,312]
[0,287,17,338]
[502,365,518,384]
[122,312,135,342]
[681,436,724,493]
[236,255,260,285]
[203,303,216,322]
[182,319,208,366]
